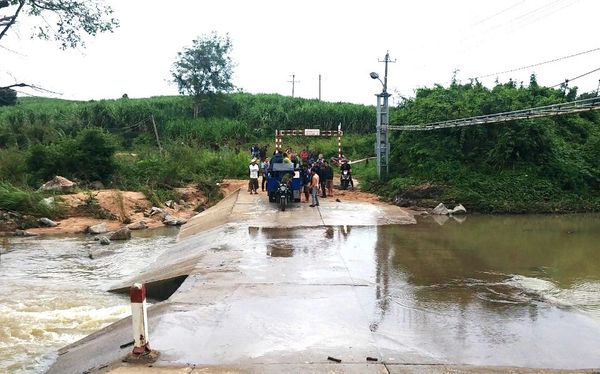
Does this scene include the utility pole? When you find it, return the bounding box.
[318,74,322,101]
[288,74,299,97]
[371,51,395,179]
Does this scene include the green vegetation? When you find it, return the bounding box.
[0,75,598,215]
[0,93,372,217]
[374,76,600,212]
[171,32,235,118]
[0,88,17,107]
[0,182,62,218]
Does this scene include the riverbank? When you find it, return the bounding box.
[0,179,399,237]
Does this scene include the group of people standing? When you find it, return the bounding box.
[300,158,334,207]
[248,145,351,208]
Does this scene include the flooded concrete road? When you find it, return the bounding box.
[47,193,600,373]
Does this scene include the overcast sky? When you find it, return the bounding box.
[1,0,599,105]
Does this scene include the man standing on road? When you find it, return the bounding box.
[260,158,270,192]
[320,160,333,198]
[301,164,311,203]
[309,168,320,207]
[249,159,259,194]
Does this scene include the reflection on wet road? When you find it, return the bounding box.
[244,214,600,368]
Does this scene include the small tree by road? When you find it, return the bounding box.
[171,32,235,118]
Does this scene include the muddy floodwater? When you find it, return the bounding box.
[0,227,178,373]
[2,214,600,372]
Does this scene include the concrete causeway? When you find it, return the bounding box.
[47,191,596,374]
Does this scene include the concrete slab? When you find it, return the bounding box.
[53,190,596,373]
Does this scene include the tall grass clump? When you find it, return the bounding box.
[0,182,62,218]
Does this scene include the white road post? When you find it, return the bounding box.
[130,283,150,355]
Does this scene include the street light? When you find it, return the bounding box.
[370,72,384,91]
[370,53,392,179]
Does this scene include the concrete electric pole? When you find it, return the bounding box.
[370,51,395,179]
[288,74,299,97]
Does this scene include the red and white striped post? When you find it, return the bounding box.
[130,283,151,355]
[337,123,343,160]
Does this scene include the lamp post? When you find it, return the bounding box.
[370,52,392,179]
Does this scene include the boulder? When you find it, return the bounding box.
[449,204,467,215]
[432,203,449,215]
[99,236,111,246]
[394,197,417,207]
[38,217,59,227]
[145,207,164,218]
[87,223,108,235]
[39,176,76,193]
[108,227,131,241]
[14,229,38,237]
[126,221,148,231]
[162,214,187,226]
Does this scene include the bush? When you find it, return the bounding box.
[25,128,117,184]
[0,88,17,107]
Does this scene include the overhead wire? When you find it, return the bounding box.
[550,66,600,88]
[469,0,527,27]
[405,0,587,97]
[458,0,570,53]
[473,47,600,80]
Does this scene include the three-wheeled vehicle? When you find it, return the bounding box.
[267,162,302,211]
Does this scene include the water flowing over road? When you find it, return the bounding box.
[0,228,178,373]
[2,190,600,373]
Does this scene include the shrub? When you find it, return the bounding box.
[0,88,17,107]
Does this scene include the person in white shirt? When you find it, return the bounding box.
[249,159,260,194]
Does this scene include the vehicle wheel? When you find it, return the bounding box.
[341,180,348,190]
[279,196,287,211]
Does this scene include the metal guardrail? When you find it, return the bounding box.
[389,97,600,131]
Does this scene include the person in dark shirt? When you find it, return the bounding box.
[259,145,267,161]
[300,164,311,203]
[320,160,333,197]
[340,159,353,189]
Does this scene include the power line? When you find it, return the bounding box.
[550,66,600,88]
[470,0,526,27]
[507,0,569,24]
[390,97,600,132]
[0,43,26,56]
[459,0,571,54]
[473,47,600,80]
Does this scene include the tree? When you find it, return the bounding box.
[171,32,235,117]
[0,0,118,49]
[0,87,17,106]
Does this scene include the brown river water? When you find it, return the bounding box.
[1,214,600,372]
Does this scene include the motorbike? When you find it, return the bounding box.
[267,162,301,211]
[277,182,291,211]
[340,169,351,190]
